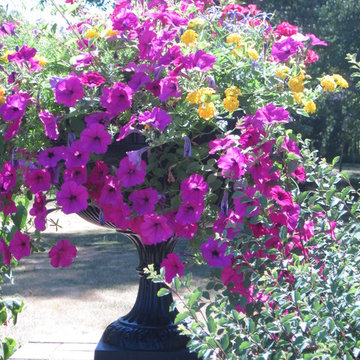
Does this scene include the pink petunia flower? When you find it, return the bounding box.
[0,93,29,122]
[0,237,11,265]
[29,192,47,217]
[217,147,247,179]
[209,136,237,155]
[0,193,17,216]
[201,237,232,267]
[138,107,172,131]
[56,181,88,214]
[129,187,159,215]
[98,175,122,206]
[25,168,51,194]
[37,146,65,168]
[48,239,77,268]
[254,104,289,124]
[80,123,112,154]
[140,214,173,244]
[128,72,151,92]
[271,37,302,62]
[291,167,306,182]
[4,117,22,141]
[269,186,293,207]
[175,201,204,225]
[161,253,184,283]
[39,110,59,140]
[8,45,36,64]
[9,231,31,261]
[158,77,181,102]
[282,136,301,157]
[116,156,146,187]
[64,166,87,185]
[65,140,90,168]
[180,174,208,203]
[0,162,17,191]
[273,22,298,37]
[80,71,106,87]
[54,77,84,107]
[100,82,133,116]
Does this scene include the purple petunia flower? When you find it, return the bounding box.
[116,156,146,187]
[161,253,184,283]
[254,104,289,124]
[25,168,51,194]
[56,181,88,214]
[100,82,133,116]
[140,214,173,245]
[48,239,77,268]
[80,123,112,154]
[217,147,247,179]
[9,231,31,261]
[201,237,232,267]
[129,187,159,216]
[138,107,172,131]
[80,71,106,87]
[175,200,204,225]
[54,77,84,107]
[65,140,90,168]
[8,45,36,64]
[158,77,181,102]
[0,93,29,122]
[271,37,302,62]
[180,174,208,203]
[37,146,65,168]
[128,72,151,92]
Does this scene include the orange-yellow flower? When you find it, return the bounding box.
[198,102,216,120]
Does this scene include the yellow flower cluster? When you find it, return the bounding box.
[198,102,216,120]
[248,48,259,61]
[293,92,303,105]
[34,56,48,67]
[304,100,316,114]
[223,86,241,112]
[320,75,336,92]
[181,29,197,45]
[226,33,241,44]
[106,28,119,37]
[289,72,305,93]
[333,74,349,89]
[1,50,13,63]
[85,28,99,39]
[186,88,216,120]
[276,66,290,80]
[188,18,205,28]
[0,86,5,105]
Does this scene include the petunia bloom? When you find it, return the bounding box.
[48,239,77,268]
[161,253,184,283]
[217,147,247,179]
[140,214,173,244]
[56,181,88,214]
[39,110,59,140]
[271,37,302,62]
[0,93,29,122]
[25,168,51,194]
[9,231,31,261]
[80,124,112,154]
[116,156,146,187]
[54,77,84,107]
[201,237,232,267]
[180,174,208,203]
[129,187,159,215]
[100,82,133,116]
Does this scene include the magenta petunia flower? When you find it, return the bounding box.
[102,202,131,230]
[65,140,90,168]
[25,168,51,194]
[72,52,94,69]
[305,49,319,64]
[39,110,59,140]
[201,237,232,267]
[158,45,182,67]
[183,50,217,72]
[98,175,122,206]
[271,37,302,62]
[112,9,139,32]
[116,156,146,187]
[306,33,327,47]
[116,114,137,141]
[0,162,17,191]
[37,146,65,168]
[64,166,87,185]
[9,231,31,261]
[129,187,159,215]
[175,201,204,225]
[138,107,172,131]
[8,45,36,64]
[0,21,18,36]
[48,239,77,268]
[158,77,181,102]
[146,80,161,97]
[138,30,163,62]
[0,193,17,216]
[128,72,151,92]
[54,77,84,107]
[0,237,11,265]
[80,71,106,87]
[161,253,184,283]
[80,123,112,154]
[180,174,208,203]
[29,192,47,217]
[84,112,110,127]
[208,136,236,155]
[0,93,29,122]
[270,186,293,207]
[56,181,88,214]
[274,22,298,37]
[281,136,301,157]
[4,117,22,141]
[140,214,173,244]
[100,82,133,116]
[255,104,289,124]
[217,147,247,179]
[291,167,306,182]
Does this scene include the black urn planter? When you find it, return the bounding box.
[77,207,198,360]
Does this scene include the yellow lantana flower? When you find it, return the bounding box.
[304,100,316,114]
[333,74,349,89]
[289,72,305,93]
[185,90,200,104]
[293,92,303,105]
[85,28,99,39]
[188,18,204,28]
[226,33,241,44]
[225,86,241,97]
[0,86,5,105]
[223,96,239,112]
[276,66,290,80]
[248,48,259,61]
[34,56,48,67]
[198,102,216,120]
[181,29,197,45]
[320,75,336,92]
[106,29,119,37]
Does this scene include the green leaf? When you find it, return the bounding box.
[207,316,216,334]
[157,288,170,297]
[220,333,229,351]
[238,341,252,350]
[11,204,27,230]
[174,311,191,325]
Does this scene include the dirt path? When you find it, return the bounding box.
[3,212,140,345]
